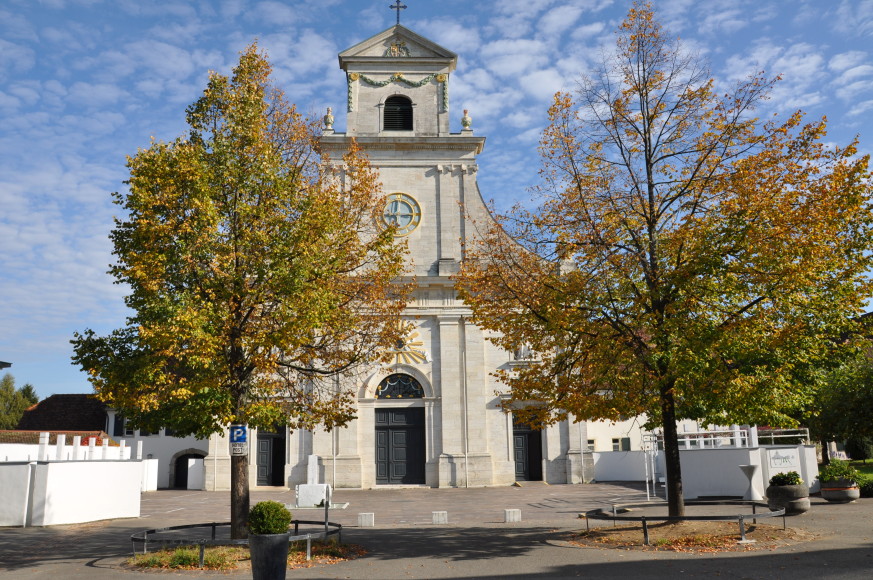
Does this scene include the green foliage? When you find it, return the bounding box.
[818,459,860,482]
[858,476,873,498]
[809,346,873,445]
[132,553,164,568]
[248,501,292,535]
[131,546,242,570]
[845,437,873,461]
[769,471,803,486]
[168,547,200,568]
[0,373,40,429]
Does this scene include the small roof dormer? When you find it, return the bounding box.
[339,25,457,137]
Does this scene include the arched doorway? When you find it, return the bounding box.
[375,374,426,485]
[170,449,207,489]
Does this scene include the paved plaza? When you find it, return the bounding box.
[0,483,871,579]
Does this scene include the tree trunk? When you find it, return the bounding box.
[820,437,831,465]
[660,387,685,517]
[231,453,250,539]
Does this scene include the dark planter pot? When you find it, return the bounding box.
[249,532,290,580]
[820,478,861,503]
[766,483,810,515]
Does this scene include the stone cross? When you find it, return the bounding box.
[390,0,407,25]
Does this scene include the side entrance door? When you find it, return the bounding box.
[256,430,286,486]
[375,407,426,484]
[513,423,543,481]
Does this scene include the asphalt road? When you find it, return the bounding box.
[1,483,871,579]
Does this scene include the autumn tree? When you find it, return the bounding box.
[0,373,39,429]
[457,2,873,516]
[72,44,408,537]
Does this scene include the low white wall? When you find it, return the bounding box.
[679,447,761,499]
[187,458,205,490]
[592,451,648,481]
[591,444,818,499]
[761,445,820,493]
[0,460,143,527]
[142,458,159,491]
[0,463,33,526]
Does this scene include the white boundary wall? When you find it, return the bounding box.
[0,460,143,526]
[593,444,818,499]
[592,451,648,481]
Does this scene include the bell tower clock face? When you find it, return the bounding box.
[382,192,421,236]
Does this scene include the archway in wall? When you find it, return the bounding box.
[169,448,208,489]
[375,373,426,485]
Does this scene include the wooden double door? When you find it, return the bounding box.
[513,423,543,481]
[375,407,426,485]
[256,430,286,486]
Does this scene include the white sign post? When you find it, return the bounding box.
[230,425,247,456]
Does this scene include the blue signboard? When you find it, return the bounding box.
[230,425,247,456]
[230,425,247,443]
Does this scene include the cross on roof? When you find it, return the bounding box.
[389,0,407,25]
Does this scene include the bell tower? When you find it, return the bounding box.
[321,24,487,279]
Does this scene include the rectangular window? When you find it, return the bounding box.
[113,414,125,437]
[612,437,631,451]
[586,439,595,452]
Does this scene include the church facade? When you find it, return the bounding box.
[204,25,593,490]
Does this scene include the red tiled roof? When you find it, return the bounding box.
[16,394,108,431]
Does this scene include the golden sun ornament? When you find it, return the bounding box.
[388,328,429,364]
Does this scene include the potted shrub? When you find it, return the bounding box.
[248,500,292,580]
[766,471,810,515]
[818,459,861,503]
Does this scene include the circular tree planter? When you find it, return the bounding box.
[250,532,291,580]
[820,478,861,503]
[766,483,810,515]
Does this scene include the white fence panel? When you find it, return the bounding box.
[0,463,33,526]
[592,451,648,481]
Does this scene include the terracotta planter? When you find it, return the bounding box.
[820,478,861,503]
[249,532,290,580]
[766,483,810,515]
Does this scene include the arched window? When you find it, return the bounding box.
[376,373,424,399]
[384,96,413,131]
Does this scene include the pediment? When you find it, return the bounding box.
[339,25,457,70]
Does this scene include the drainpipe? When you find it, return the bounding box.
[332,375,339,488]
[460,317,469,488]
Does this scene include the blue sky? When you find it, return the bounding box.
[2,0,872,399]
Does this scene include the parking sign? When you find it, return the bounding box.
[230,424,247,456]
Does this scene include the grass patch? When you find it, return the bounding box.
[850,461,873,477]
[129,540,365,571]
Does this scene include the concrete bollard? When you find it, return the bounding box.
[358,513,375,527]
[432,511,448,524]
[504,509,522,523]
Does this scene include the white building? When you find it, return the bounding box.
[203,24,593,490]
